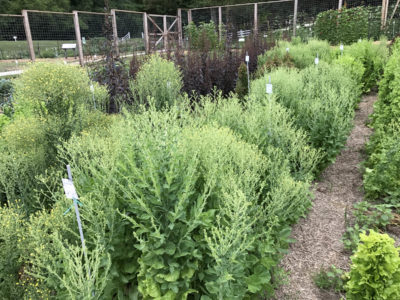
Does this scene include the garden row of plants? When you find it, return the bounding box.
[311,39,400,299]
[0,38,389,299]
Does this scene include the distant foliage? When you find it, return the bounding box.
[185,21,222,51]
[131,54,183,110]
[315,7,369,45]
[258,39,333,71]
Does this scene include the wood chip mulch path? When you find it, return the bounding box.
[273,94,377,300]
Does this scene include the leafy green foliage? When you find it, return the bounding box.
[346,230,400,299]
[313,265,345,293]
[342,201,394,252]
[0,79,13,131]
[131,54,183,110]
[315,7,368,45]
[364,39,400,202]
[251,62,358,171]
[344,40,388,93]
[0,63,110,211]
[333,55,365,93]
[258,39,333,71]
[194,94,320,182]
[184,21,222,51]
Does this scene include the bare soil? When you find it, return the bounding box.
[274,94,377,300]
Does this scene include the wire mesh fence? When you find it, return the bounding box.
[27,11,76,60]
[77,11,109,62]
[258,1,294,40]
[2,1,400,74]
[0,15,27,61]
[114,10,145,56]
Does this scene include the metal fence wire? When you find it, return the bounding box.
[114,10,145,56]
[258,1,294,39]
[2,0,400,74]
[27,11,76,60]
[77,11,109,61]
[0,14,27,60]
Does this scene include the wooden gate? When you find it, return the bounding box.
[144,13,180,52]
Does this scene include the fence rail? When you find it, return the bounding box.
[0,0,398,73]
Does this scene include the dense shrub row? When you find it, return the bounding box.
[314,7,369,45]
[364,39,400,203]
[0,39,383,299]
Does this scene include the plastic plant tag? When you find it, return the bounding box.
[315,53,319,65]
[245,53,250,62]
[90,84,94,93]
[62,178,79,199]
[286,47,290,53]
[266,76,273,95]
[167,81,171,88]
[340,44,344,51]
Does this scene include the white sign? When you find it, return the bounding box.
[286,47,290,53]
[266,84,273,94]
[245,55,249,62]
[315,57,319,65]
[82,37,86,45]
[62,178,79,199]
[340,44,344,51]
[90,84,94,93]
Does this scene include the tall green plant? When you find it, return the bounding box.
[131,55,183,110]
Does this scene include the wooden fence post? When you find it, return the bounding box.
[110,9,119,56]
[22,10,35,61]
[73,11,84,66]
[254,3,258,36]
[218,6,223,41]
[293,0,298,36]
[163,15,168,51]
[188,9,192,24]
[143,13,149,53]
[177,9,183,47]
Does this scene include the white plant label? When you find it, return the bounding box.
[15,60,18,65]
[315,57,319,65]
[63,60,67,65]
[167,81,171,88]
[62,178,79,199]
[286,47,290,53]
[266,83,273,94]
[90,84,94,93]
[340,44,344,51]
[245,55,250,62]
[82,37,86,45]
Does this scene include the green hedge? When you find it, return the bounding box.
[315,7,368,45]
[364,39,400,203]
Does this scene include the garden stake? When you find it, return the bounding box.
[62,165,93,294]
[245,52,250,95]
[340,43,344,56]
